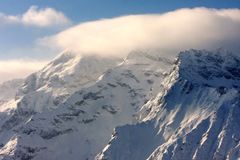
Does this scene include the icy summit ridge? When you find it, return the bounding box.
[173,49,240,88]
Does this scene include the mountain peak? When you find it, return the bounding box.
[49,50,78,66]
[177,49,240,88]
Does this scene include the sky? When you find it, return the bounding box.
[0,0,240,83]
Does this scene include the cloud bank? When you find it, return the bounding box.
[0,6,71,27]
[39,7,240,58]
[0,60,48,84]
[1,7,240,83]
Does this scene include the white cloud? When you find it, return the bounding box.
[39,7,240,58]
[1,7,240,84]
[0,6,71,27]
[0,60,48,83]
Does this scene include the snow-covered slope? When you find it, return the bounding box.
[0,79,23,129]
[1,49,238,160]
[0,79,23,103]
[16,52,121,112]
[0,51,120,127]
[98,49,240,160]
[0,51,122,159]
[0,51,172,160]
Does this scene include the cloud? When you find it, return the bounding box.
[0,6,71,27]
[1,7,240,83]
[39,7,240,58]
[0,60,48,84]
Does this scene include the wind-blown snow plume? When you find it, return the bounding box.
[39,8,240,58]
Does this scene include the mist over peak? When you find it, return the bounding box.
[39,8,240,58]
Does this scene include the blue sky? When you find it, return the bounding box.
[1,0,240,21]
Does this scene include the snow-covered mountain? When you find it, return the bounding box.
[0,49,239,160]
[0,50,172,160]
[0,52,120,126]
[0,51,122,159]
[16,52,122,112]
[98,49,240,160]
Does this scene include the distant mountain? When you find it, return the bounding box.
[98,49,240,160]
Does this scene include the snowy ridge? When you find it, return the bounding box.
[178,49,240,88]
[0,50,172,160]
[1,49,239,160]
[0,51,122,160]
[16,51,121,112]
[98,49,240,160]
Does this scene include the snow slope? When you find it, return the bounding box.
[0,51,122,159]
[16,52,121,112]
[98,49,240,160]
[0,51,120,129]
[0,50,172,160]
[0,79,23,132]
[0,79,23,103]
[1,49,238,160]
